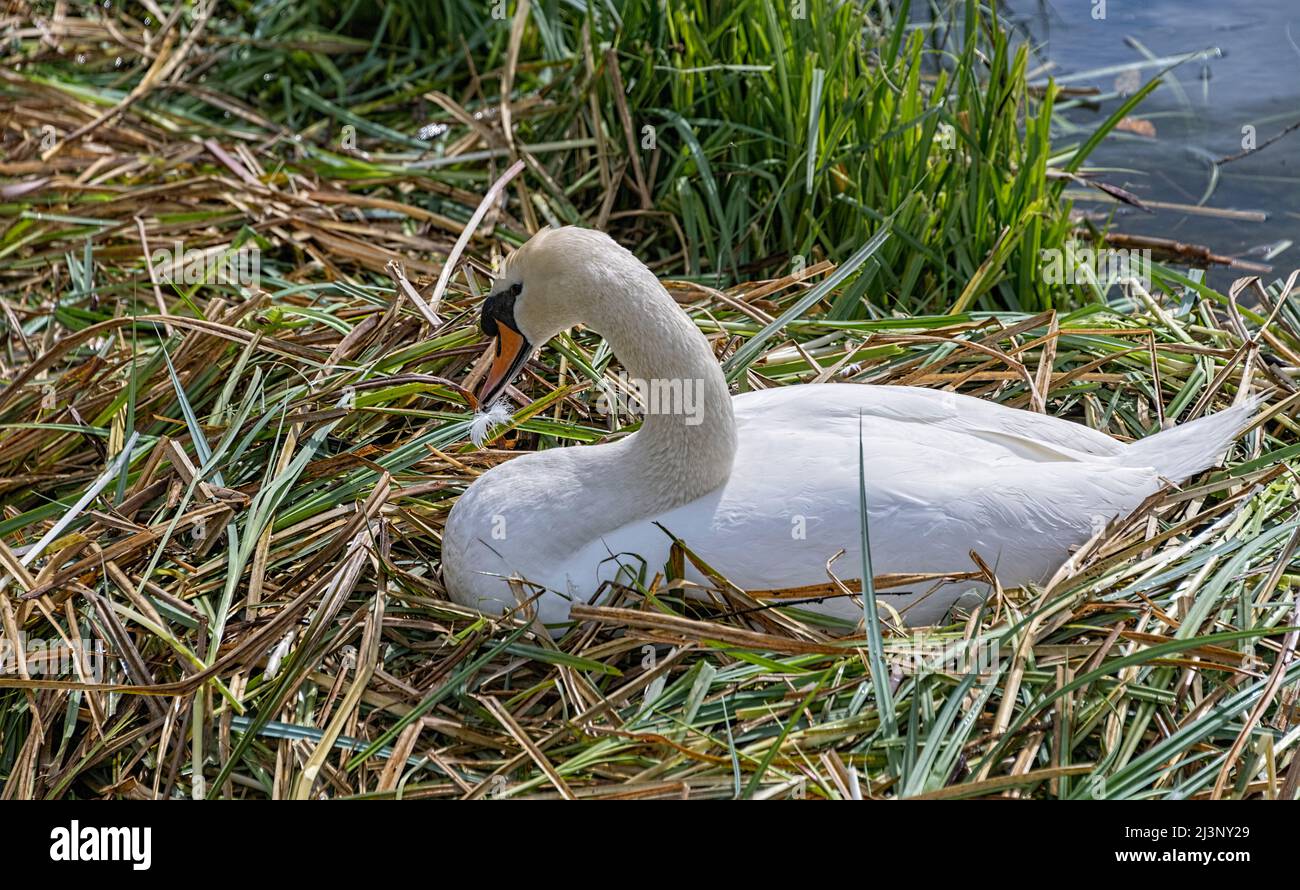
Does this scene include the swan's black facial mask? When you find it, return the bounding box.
[477,282,530,406]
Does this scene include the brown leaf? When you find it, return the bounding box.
[1115,116,1157,138]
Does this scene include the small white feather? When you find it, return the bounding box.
[470,399,513,447]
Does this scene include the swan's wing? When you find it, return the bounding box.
[733,383,1126,459]
[712,417,1155,580]
[564,415,1159,616]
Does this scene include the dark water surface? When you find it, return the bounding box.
[1009,0,1300,288]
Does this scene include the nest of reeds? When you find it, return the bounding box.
[2,1,1299,800]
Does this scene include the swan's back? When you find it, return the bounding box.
[733,384,1124,461]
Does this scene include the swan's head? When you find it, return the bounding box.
[476,226,633,405]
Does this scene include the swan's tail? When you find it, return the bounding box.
[1118,396,1264,483]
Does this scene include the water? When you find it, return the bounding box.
[1008,0,1300,288]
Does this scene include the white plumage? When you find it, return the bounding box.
[469,399,513,447]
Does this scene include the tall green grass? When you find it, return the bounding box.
[49,0,1139,314]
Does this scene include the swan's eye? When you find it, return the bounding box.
[480,281,522,338]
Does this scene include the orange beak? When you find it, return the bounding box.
[478,323,530,407]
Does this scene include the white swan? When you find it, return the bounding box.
[442,227,1256,630]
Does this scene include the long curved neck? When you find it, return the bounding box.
[584,266,737,513]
